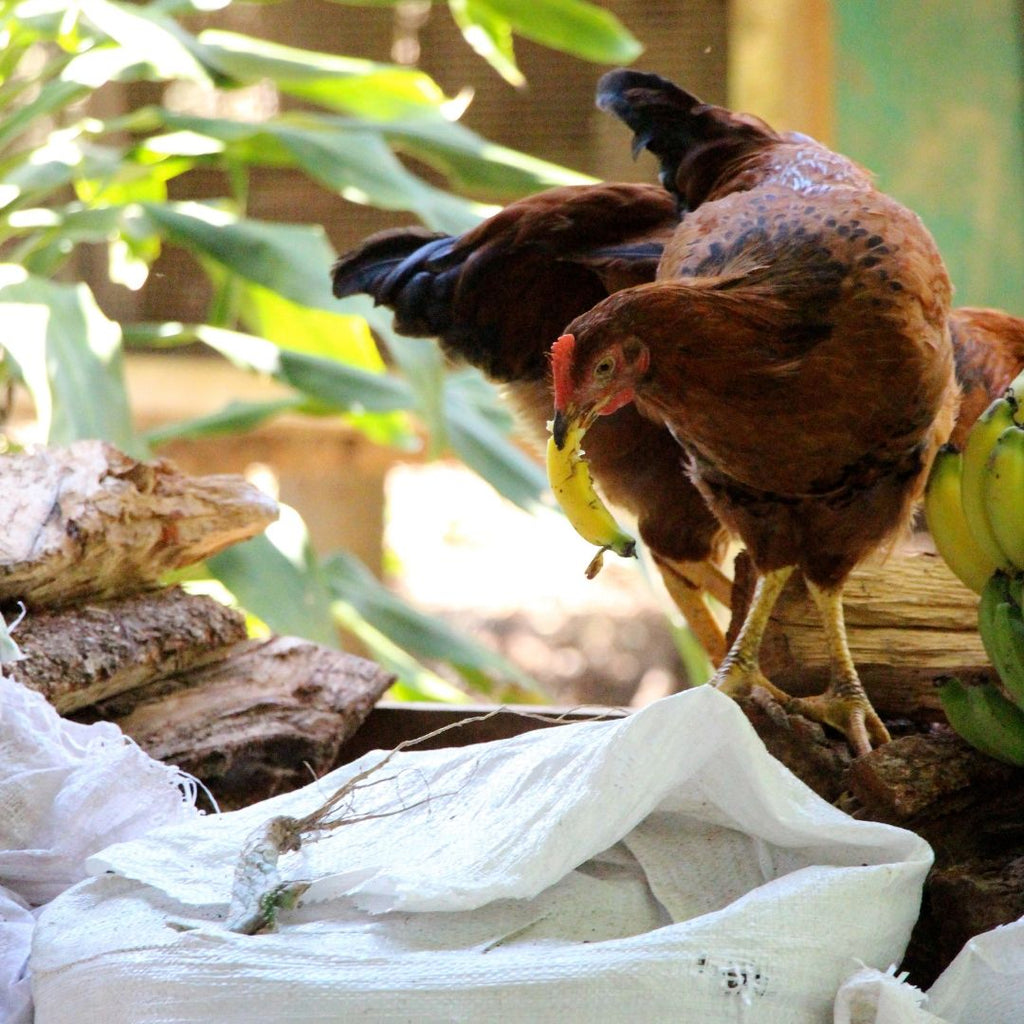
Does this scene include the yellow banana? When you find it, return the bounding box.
[983,423,1024,571]
[924,445,1000,594]
[961,397,1018,572]
[546,423,636,578]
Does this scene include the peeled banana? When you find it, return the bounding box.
[546,421,636,579]
[924,445,1000,594]
[960,396,1018,572]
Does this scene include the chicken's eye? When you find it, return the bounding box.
[594,356,615,380]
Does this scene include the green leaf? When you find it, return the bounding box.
[207,522,340,649]
[448,0,524,88]
[324,550,543,698]
[276,347,414,414]
[475,0,642,64]
[272,122,484,233]
[182,321,417,415]
[76,0,216,85]
[0,266,135,450]
[8,203,157,277]
[0,79,85,153]
[142,202,338,310]
[371,118,595,197]
[341,293,450,454]
[329,601,470,703]
[321,0,641,65]
[443,374,547,512]
[142,396,304,446]
[150,108,590,204]
[239,280,385,366]
[139,111,488,231]
[237,283,419,444]
[195,29,450,117]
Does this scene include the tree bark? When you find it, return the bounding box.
[82,637,394,811]
[0,440,277,608]
[7,587,248,713]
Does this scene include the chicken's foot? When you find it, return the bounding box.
[787,581,890,757]
[711,565,793,704]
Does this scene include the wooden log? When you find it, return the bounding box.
[7,587,248,713]
[87,637,395,811]
[0,440,277,608]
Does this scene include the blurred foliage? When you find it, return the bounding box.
[0,0,641,701]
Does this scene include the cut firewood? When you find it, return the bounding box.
[0,440,277,608]
[6,587,249,713]
[83,637,394,810]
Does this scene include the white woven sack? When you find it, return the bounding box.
[834,916,1024,1024]
[0,678,199,907]
[31,686,932,1023]
[0,884,33,1024]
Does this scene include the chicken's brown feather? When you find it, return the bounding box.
[949,307,1024,446]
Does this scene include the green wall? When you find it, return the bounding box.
[835,0,1024,311]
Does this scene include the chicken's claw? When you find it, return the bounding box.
[712,662,792,706]
[786,693,890,758]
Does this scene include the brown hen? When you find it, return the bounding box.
[550,70,960,755]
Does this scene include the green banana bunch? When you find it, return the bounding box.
[937,675,1024,766]
[977,570,1024,707]
[929,367,1024,761]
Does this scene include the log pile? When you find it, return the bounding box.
[1,441,394,810]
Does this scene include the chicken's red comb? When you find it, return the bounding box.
[550,333,575,409]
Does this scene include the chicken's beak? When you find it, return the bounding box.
[553,402,600,450]
[552,408,572,450]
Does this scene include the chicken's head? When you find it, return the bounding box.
[550,331,650,450]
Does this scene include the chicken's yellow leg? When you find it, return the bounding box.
[712,566,793,703]
[788,581,890,756]
[653,555,731,667]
